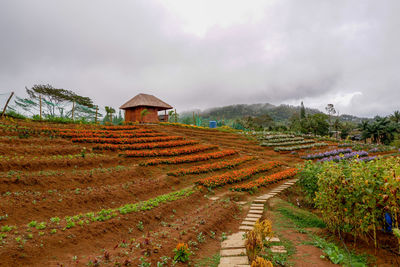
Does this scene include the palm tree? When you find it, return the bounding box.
[390,111,400,123]
[105,106,115,122]
[360,120,370,143]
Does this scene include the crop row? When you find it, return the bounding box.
[167,156,254,176]
[120,144,218,157]
[274,142,328,152]
[93,140,199,151]
[196,161,281,188]
[302,148,352,159]
[0,188,194,245]
[71,136,184,144]
[0,153,110,172]
[140,149,238,166]
[57,131,164,139]
[317,151,371,162]
[101,125,140,130]
[261,134,295,140]
[261,139,314,147]
[261,137,304,143]
[231,168,298,191]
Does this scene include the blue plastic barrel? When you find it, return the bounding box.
[209,121,217,128]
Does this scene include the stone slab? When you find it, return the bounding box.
[271,245,287,253]
[210,197,219,201]
[235,201,247,205]
[221,232,246,249]
[247,214,262,218]
[253,199,267,203]
[219,256,249,265]
[249,206,263,210]
[220,248,246,257]
[266,237,280,242]
[255,198,270,201]
[248,210,263,214]
[242,220,256,226]
[244,217,259,222]
[239,225,254,231]
[251,203,264,207]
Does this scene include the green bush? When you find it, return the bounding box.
[315,158,400,248]
[297,161,323,201]
[5,111,26,119]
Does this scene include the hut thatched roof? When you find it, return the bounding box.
[120,93,172,110]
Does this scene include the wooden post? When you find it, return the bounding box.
[39,95,42,120]
[95,106,98,124]
[71,101,75,120]
[193,112,195,125]
[174,109,177,123]
[1,92,14,117]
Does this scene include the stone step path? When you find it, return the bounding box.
[217,179,298,267]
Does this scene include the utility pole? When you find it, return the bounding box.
[1,92,14,117]
[193,112,195,125]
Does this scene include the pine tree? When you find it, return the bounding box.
[300,101,306,119]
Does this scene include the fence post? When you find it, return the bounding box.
[1,92,14,117]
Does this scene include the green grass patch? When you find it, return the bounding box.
[273,198,371,267]
[194,253,220,267]
[263,234,296,266]
[275,200,325,229]
[304,235,370,267]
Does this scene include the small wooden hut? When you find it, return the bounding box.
[119,93,172,123]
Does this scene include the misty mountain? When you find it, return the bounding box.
[182,103,367,123]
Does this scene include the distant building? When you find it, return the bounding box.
[119,93,172,123]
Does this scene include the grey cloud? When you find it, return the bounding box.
[0,0,398,117]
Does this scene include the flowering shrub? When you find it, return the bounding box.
[58,131,163,139]
[308,157,400,248]
[317,150,369,162]
[71,136,184,144]
[173,243,191,262]
[302,148,352,159]
[140,150,237,166]
[120,144,217,157]
[196,162,281,188]
[101,125,140,130]
[231,168,297,191]
[167,156,254,176]
[93,140,199,151]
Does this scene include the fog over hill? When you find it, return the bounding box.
[182,103,367,123]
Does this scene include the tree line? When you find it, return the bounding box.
[7,84,122,124]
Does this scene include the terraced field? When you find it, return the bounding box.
[0,120,333,266]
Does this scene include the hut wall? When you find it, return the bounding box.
[124,107,159,123]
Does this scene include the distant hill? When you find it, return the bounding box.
[182,103,366,123]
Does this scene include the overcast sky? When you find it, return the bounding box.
[0,0,398,117]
